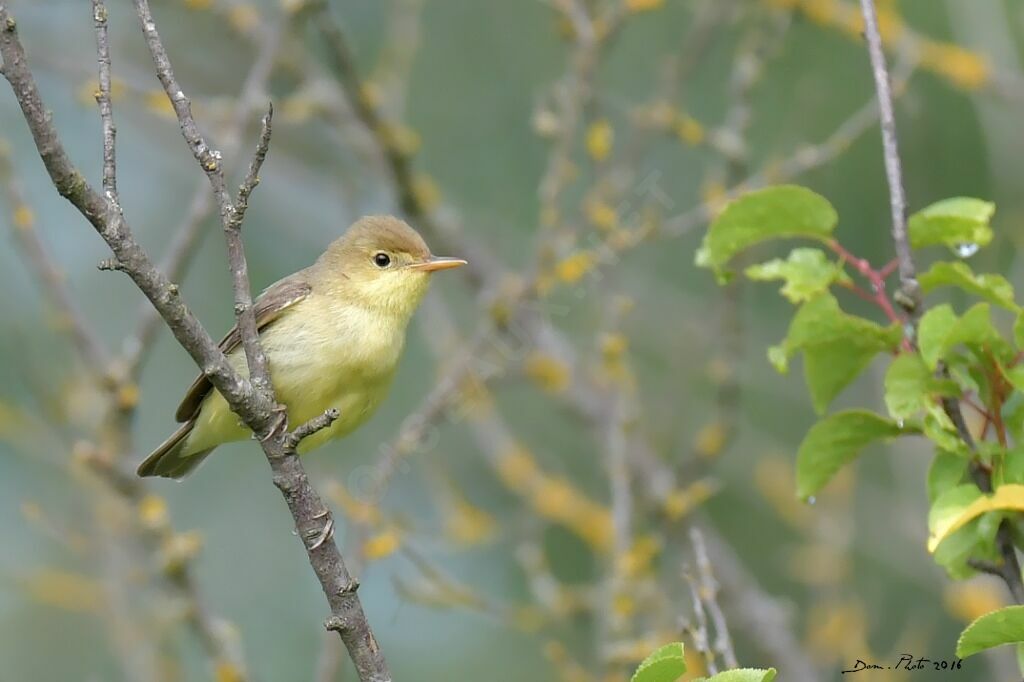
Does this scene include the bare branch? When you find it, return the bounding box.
[286,408,341,453]
[859,0,1023,606]
[223,104,274,395]
[132,0,273,394]
[133,1,231,216]
[0,6,260,420]
[92,0,117,199]
[858,0,919,320]
[690,528,738,670]
[82,449,249,678]
[125,21,285,378]
[308,0,499,286]
[0,145,110,373]
[1,4,391,678]
[129,1,390,675]
[233,104,273,228]
[697,522,818,681]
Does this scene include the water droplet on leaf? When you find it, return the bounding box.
[954,242,979,258]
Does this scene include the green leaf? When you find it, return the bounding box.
[929,484,984,553]
[934,516,996,580]
[696,670,777,682]
[922,410,970,457]
[928,483,999,578]
[696,186,837,279]
[883,353,959,420]
[745,248,848,303]
[1001,364,1024,393]
[929,484,1024,552]
[957,606,1024,658]
[776,294,902,413]
[908,197,995,253]
[1015,314,1024,350]
[631,642,686,682]
[796,410,909,500]
[928,452,967,503]
[918,305,957,369]
[918,303,999,370]
[1006,401,1024,443]
[767,344,788,373]
[994,445,1024,487]
[918,261,1018,311]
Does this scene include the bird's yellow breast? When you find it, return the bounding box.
[185,295,408,455]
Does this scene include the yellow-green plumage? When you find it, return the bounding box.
[138,215,464,479]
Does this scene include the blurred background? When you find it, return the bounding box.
[2,0,1024,679]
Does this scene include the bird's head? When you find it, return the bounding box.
[319,215,466,318]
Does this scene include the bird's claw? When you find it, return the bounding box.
[307,514,335,550]
[259,405,289,443]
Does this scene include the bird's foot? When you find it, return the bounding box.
[259,404,289,443]
[306,511,335,550]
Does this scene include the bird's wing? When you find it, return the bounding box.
[173,272,313,422]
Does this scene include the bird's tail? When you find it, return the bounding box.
[137,421,214,479]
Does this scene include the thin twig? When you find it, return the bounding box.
[224,104,274,395]
[858,0,919,321]
[859,0,1023,605]
[232,104,273,227]
[132,0,272,398]
[83,449,250,677]
[0,8,260,415]
[690,528,738,669]
[286,408,341,452]
[92,0,117,199]
[0,145,111,373]
[683,562,717,675]
[124,19,285,379]
[308,0,498,286]
[696,521,818,681]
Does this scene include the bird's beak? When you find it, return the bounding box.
[407,256,468,272]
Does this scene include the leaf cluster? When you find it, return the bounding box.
[698,186,1024,663]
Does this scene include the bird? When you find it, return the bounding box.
[137,215,466,479]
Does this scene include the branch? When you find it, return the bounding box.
[130,1,389,676]
[0,6,258,419]
[82,450,249,677]
[859,0,1023,605]
[0,4,391,678]
[132,0,274,397]
[124,19,285,379]
[696,521,818,681]
[92,0,117,199]
[286,409,341,452]
[308,0,499,286]
[689,528,738,670]
[0,145,110,373]
[858,0,919,321]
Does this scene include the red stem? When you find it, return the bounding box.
[828,240,910,351]
[839,280,877,304]
[878,257,899,280]
[987,349,1009,447]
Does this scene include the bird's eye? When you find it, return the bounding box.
[373,252,391,268]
